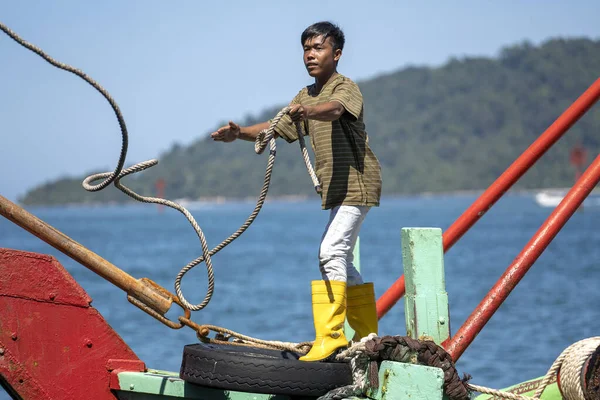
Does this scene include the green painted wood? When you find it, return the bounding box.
[402,228,450,344]
[344,236,360,339]
[473,376,563,399]
[115,370,288,400]
[367,360,448,400]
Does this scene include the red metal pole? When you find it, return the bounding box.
[376,78,600,319]
[444,153,600,361]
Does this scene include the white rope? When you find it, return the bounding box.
[316,336,600,400]
[468,337,600,400]
[547,336,600,400]
[317,334,377,400]
[82,104,323,312]
[294,118,321,193]
[0,22,129,192]
[1,20,324,313]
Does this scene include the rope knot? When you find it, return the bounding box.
[322,335,470,400]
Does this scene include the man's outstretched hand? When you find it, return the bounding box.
[211,121,240,142]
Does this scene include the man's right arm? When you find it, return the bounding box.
[213,89,305,143]
[238,121,272,141]
[211,121,275,142]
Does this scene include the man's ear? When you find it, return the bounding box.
[334,49,342,62]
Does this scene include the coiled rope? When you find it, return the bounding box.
[1,21,321,312]
[468,336,600,400]
[0,22,128,192]
[320,335,471,400]
[318,335,600,400]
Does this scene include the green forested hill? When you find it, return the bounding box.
[21,38,600,205]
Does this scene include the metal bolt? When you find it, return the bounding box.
[129,384,135,390]
[0,348,4,355]
[49,293,56,301]
[439,317,446,325]
[11,333,17,341]
[85,340,93,348]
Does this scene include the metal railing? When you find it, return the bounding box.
[376,77,600,360]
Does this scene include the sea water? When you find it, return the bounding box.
[1,194,599,398]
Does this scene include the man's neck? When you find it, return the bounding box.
[314,70,338,92]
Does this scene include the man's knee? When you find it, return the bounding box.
[319,246,348,266]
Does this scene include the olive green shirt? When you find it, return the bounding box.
[274,74,382,210]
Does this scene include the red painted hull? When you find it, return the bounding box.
[0,249,145,399]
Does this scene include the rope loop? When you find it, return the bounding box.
[317,335,471,400]
[0,22,128,192]
[467,336,600,400]
[0,20,323,312]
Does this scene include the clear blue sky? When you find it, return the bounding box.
[1,1,599,202]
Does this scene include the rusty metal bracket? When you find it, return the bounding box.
[128,278,191,329]
[179,316,211,340]
[0,194,187,326]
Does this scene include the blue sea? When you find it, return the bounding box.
[1,194,599,398]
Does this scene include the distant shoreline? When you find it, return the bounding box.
[20,186,600,209]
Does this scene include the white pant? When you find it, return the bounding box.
[319,205,370,286]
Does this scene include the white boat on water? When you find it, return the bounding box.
[535,189,600,207]
[535,191,565,207]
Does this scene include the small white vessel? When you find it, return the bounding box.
[535,189,600,207]
[534,191,565,207]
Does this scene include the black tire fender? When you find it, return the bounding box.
[180,343,353,397]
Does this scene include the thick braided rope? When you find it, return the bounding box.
[256,107,320,193]
[320,336,600,400]
[0,20,307,312]
[2,19,216,311]
[173,107,320,310]
[1,22,321,344]
[86,107,305,311]
[317,336,376,400]
[466,383,536,400]
[540,336,600,400]
[319,335,470,400]
[295,119,321,193]
[468,337,600,400]
[0,22,127,192]
[172,108,289,310]
[193,323,313,353]
[82,160,217,310]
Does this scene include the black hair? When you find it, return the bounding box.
[301,21,345,52]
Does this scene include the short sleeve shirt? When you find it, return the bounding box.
[274,74,382,210]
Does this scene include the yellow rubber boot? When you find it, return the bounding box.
[299,280,348,361]
[347,283,378,341]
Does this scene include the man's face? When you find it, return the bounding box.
[303,35,341,78]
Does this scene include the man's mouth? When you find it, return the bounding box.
[306,63,318,69]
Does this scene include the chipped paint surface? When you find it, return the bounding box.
[402,228,450,345]
[0,249,144,399]
[368,361,446,400]
[115,369,288,399]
